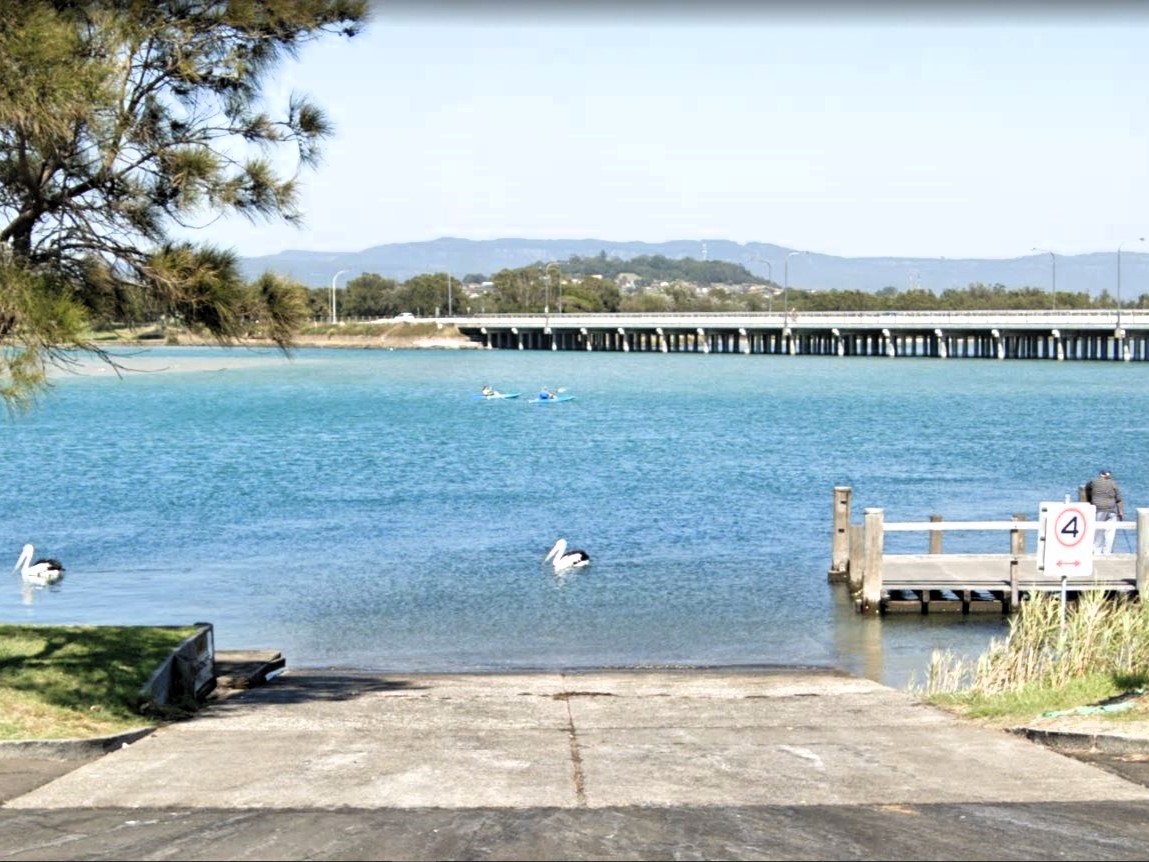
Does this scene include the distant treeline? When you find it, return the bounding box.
[562,252,764,286]
[302,257,1137,319]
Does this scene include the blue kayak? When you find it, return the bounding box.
[530,394,575,404]
[473,392,521,400]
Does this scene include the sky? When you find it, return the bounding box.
[181,2,1149,262]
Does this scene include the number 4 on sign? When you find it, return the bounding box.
[1038,501,1095,577]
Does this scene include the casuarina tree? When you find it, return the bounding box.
[0,0,367,407]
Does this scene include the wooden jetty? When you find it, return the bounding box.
[828,486,1149,615]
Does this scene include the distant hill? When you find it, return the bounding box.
[238,237,1149,298]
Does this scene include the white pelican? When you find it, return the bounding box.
[13,544,65,585]
[545,538,590,572]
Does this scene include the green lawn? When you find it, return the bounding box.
[0,624,200,740]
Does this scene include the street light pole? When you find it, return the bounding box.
[1117,237,1144,330]
[1031,248,1055,310]
[544,262,561,315]
[784,251,804,314]
[330,269,348,324]
[446,272,452,317]
[750,255,775,310]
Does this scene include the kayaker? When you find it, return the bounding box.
[481,385,494,396]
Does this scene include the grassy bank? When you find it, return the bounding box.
[919,591,1149,725]
[0,624,199,740]
[90,320,477,350]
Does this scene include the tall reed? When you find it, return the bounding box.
[921,591,1149,695]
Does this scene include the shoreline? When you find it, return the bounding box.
[154,323,480,351]
[49,330,477,378]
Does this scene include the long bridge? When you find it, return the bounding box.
[450,309,1149,360]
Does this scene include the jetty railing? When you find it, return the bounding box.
[829,486,1149,615]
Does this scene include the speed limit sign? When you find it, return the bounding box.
[1039,501,1095,576]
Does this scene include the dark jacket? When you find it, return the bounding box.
[1086,476,1124,515]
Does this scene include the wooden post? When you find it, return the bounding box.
[929,514,942,554]
[1009,556,1020,613]
[1008,513,1027,614]
[848,524,864,594]
[861,508,885,614]
[1010,513,1027,556]
[1137,508,1149,598]
[1078,484,1088,502]
[829,486,852,582]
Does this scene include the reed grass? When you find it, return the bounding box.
[918,591,1149,721]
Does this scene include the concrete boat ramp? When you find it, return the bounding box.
[4,666,1149,860]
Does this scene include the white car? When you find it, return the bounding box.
[393,312,416,321]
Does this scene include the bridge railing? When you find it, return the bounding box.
[456,309,1145,328]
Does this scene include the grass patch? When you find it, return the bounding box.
[301,321,388,337]
[0,624,200,740]
[301,321,453,338]
[86,321,468,346]
[926,675,1138,723]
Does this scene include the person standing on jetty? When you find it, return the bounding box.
[1086,469,1125,555]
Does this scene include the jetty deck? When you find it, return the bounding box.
[878,553,1137,615]
[829,487,1147,615]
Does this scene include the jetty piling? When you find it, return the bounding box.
[829,486,852,582]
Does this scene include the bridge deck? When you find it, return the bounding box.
[456,309,1149,361]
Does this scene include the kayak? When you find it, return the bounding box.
[529,394,575,404]
[473,392,521,400]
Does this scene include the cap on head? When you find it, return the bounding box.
[1101,469,1112,477]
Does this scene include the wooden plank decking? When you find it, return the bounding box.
[877,553,1137,615]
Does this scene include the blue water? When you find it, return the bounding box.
[3,347,1146,689]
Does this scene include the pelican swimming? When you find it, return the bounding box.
[13,544,65,585]
[544,538,590,572]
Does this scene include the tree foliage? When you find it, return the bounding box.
[340,272,399,319]
[320,259,1135,320]
[564,252,766,286]
[0,0,367,407]
[358,262,1118,317]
